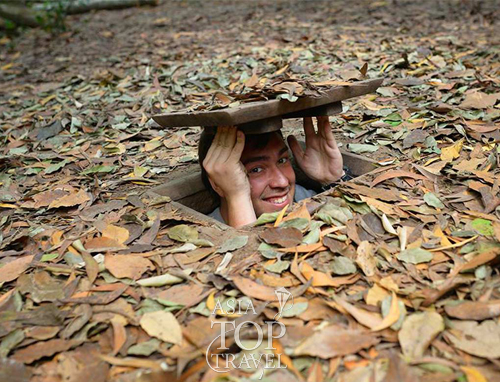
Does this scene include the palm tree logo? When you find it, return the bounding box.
[274,287,293,320]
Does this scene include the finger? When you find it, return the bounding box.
[204,128,222,165]
[226,126,237,150]
[317,116,334,140]
[214,126,233,163]
[220,127,237,162]
[228,130,245,163]
[205,127,227,166]
[303,117,316,144]
[220,125,233,148]
[287,135,304,167]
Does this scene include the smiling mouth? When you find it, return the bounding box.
[263,194,289,205]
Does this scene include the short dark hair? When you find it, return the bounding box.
[198,130,284,202]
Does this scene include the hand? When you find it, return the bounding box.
[287,116,343,185]
[202,126,256,227]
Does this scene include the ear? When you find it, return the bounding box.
[208,177,225,198]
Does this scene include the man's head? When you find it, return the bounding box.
[199,130,296,217]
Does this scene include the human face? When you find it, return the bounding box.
[240,133,296,217]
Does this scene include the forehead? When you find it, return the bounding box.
[241,132,287,161]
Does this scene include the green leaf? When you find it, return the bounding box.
[81,165,117,175]
[191,239,214,247]
[264,260,290,274]
[168,224,198,242]
[302,228,320,245]
[281,301,308,318]
[381,295,406,330]
[424,192,444,208]
[347,143,379,154]
[258,242,280,259]
[471,219,494,236]
[217,235,248,253]
[331,256,357,275]
[127,338,161,356]
[254,211,280,226]
[397,248,434,264]
[277,93,298,102]
[279,217,309,231]
[316,203,353,225]
[40,253,58,262]
[0,329,25,358]
[45,159,69,174]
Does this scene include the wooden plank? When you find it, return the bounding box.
[282,101,342,119]
[153,78,383,128]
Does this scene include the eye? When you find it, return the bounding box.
[249,167,263,174]
[278,157,289,165]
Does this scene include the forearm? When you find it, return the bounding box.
[223,195,257,228]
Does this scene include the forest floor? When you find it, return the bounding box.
[1,1,500,381]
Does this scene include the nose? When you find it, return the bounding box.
[269,166,290,189]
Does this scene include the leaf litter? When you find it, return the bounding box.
[0,1,499,381]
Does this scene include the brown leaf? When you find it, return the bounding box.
[232,276,312,301]
[102,224,130,244]
[232,276,278,301]
[244,73,259,88]
[342,183,400,202]
[293,325,379,358]
[63,284,128,305]
[461,247,500,272]
[398,311,444,359]
[446,320,500,359]
[140,311,182,345]
[154,283,208,308]
[48,189,90,209]
[371,170,428,188]
[32,188,68,208]
[24,326,60,340]
[356,241,377,277]
[460,91,499,109]
[99,354,164,371]
[301,262,359,287]
[111,316,127,355]
[0,255,34,284]
[384,352,419,382]
[445,300,500,320]
[17,271,65,303]
[80,200,128,221]
[260,227,303,248]
[81,251,99,284]
[61,304,92,339]
[332,296,383,329]
[104,254,154,280]
[85,237,127,253]
[176,247,215,265]
[12,339,82,364]
[0,358,32,382]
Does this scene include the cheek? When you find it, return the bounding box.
[248,176,268,199]
[282,164,296,184]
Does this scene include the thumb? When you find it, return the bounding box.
[287,134,304,166]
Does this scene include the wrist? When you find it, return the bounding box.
[224,193,256,228]
[320,167,353,190]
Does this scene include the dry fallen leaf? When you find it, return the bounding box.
[140,311,183,345]
[48,189,90,209]
[0,255,34,284]
[293,324,379,358]
[398,311,444,359]
[104,254,154,279]
[101,224,130,244]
